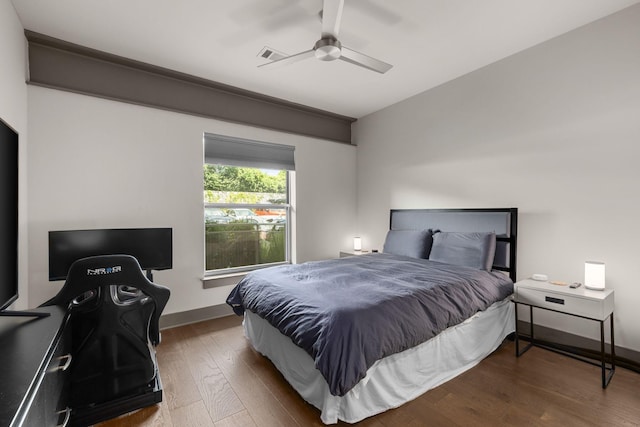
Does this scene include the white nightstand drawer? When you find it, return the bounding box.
[515,279,614,320]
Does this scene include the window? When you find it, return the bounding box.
[204,134,294,275]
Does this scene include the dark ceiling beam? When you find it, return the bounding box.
[24,30,355,144]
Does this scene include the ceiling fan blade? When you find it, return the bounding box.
[339,46,393,74]
[258,49,315,69]
[321,0,344,38]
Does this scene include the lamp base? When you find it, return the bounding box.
[584,285,605,291]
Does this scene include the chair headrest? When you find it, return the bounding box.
[66,254,151,286]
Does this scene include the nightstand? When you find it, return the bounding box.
[513,279,615,388]
[339,250,370,257]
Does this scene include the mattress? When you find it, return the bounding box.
[243,297,515,424]
[228,253,514,397]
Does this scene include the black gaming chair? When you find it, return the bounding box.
[41,254,170,425]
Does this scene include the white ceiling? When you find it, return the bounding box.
[12,0,640,118]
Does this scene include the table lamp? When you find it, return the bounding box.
[584,261,605,290]
[353,237,362,251]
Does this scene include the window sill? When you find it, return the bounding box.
[202,262,291,289]
[202,272,247,289]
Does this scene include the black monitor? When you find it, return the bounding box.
[0,118,18,312]
[48,228,173,281]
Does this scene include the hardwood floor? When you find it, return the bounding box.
[99,315,640,426]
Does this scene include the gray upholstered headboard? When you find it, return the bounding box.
[389,208,518,281]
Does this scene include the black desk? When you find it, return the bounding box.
[0,306,70,426]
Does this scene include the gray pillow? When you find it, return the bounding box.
[383,230,433,259]
[428,232,496,271]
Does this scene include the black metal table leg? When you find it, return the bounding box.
[513,297,615,388]
[601,313,615,388]
[515,301,533,357]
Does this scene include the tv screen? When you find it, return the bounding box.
[0,118,19,310]
[49,228,173,281]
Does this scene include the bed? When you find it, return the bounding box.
[227,208,518,424]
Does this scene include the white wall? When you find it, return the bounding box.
[27,86,356,314]
[0,0,29,309]
[354,5,640,352]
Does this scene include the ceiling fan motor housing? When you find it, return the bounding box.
[314,37,342,61]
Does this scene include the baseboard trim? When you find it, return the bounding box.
[517,320,640,373]
[160,304,233,329]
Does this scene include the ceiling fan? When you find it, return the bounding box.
[258,0,393,74]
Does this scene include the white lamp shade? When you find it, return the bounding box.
[584,261,605,290]
[353,237,362,251]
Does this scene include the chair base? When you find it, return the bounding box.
[70,369,163,427]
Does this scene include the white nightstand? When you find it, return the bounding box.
[513,279,615,388]
[339,250,370,257]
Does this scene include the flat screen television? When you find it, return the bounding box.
[49,228,173,281]
[0,118,19,312]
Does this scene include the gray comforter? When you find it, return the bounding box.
[226,253,513,396]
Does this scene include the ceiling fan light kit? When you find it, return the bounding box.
[258,0,393,74]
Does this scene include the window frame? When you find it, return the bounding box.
[203,169,292,277]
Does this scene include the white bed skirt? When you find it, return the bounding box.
[243,298,515,424]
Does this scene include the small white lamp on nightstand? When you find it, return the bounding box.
[585,261,605,290]
[353,237,362,251]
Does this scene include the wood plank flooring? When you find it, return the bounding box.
[99,315,640,426]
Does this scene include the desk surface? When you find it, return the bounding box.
[0,306,66,426]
